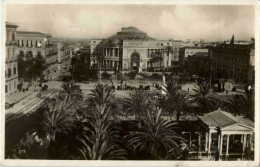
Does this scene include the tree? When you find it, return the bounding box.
[125,109,185,160]
[77,104,126,160]
[17,53,47,81]
[86,84,115,108]
[33,94,78,144]
[61,81,83,100]
[191,81,218,114]
[122,90,153,120]
[161,78,189,121]
[223,91,254,121]
[77,84,126,160]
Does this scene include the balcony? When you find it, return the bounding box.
[6,41,17,46]
[26,44,33,48]
[46,44,53,48]
[6,57,18,64]
[46,52,58,58]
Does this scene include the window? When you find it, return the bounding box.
[161,43,163,46]
[12,32,15,40]
[8,68,12,78]
[5,85,8,93]
[13,66,16,75]
[7,49,9,59]
[28,40,32,47]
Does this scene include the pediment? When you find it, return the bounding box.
[222,123,254,132]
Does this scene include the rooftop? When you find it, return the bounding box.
[6,22,18,28]
[198,109,254,129]
[17,31,51,37]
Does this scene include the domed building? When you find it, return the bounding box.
[90,27,181,72]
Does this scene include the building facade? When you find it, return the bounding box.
[90,27,180,72]
[179,47,209,64]
[16,31,58,80]
[209,43,255,83]
[55,42,72,70]
[5,22,19,96]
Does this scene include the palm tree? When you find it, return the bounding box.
[77,84,126,160]
[126,108,185,160]
[162,78,189,121]
[122,90,153,120]
[77,104,126,160]
[61,81,83,100]
[223,91,254,121]
[191,81,216,114]
[34,94,78,144]
[86,84,115,108]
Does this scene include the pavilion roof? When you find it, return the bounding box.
[198,109,254,129]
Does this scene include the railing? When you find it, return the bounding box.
[6,41,17,46]
[46,44,53,48]
[45,52,58,58]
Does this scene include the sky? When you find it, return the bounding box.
[6,5,255,41]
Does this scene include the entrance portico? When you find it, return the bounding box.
[197,109,254,160]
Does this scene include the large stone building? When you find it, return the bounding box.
[90,27,180,72]
[16,31,58,80]
[209,43,255,83]
[55,42,72,71]
[179,47,209,64]
[5,22,19,96]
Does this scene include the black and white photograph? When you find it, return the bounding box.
[1,1,259,166]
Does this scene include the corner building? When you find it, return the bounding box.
[5,22,19,96]
[209,43,255,83]
[90,27,179,71]
[16,31,58,80]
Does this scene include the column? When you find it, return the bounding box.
[225,134,230,160]
[106,48,108,57]
[208,132,212,157]
[249,134,253,151]
[249,134,253,160]
[242,134,247,159]
[218,135,221,150]
[118,48,120,57]
[112,48,115,57]
[198,131,201,158]
[219,134,223,158]
[205,132,209,151]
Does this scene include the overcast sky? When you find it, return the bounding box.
[6,5,255,41]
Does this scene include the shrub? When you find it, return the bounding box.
[102,71,111,80]
[126,71,137,79]
[151,73,162,80]
[117,72,124,81]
